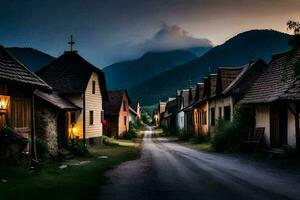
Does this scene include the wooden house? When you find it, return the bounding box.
[0,46,51,157]
[193,83,205,135]
[183,86,197,135]
[208,68,243,135]
[193,75,217,136]
[176,89,190,131]
[103,90,130,138]
[162,98,177,130]
[155,101,166,126]
[37,50,108,145]
[242,48,300,149]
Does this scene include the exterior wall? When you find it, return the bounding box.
[85,72,103,139]
[287,103,297,148]
[176,110,185,130]
[118,94,129,137]
[104,115,118,138]
[255,104,270,146]
[208,96,234,137]
[194,102,209,136]
[67,95,83,138]
[66,72,103,140]
[129,111,136,123]
[35,100,58,156]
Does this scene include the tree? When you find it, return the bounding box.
[287,20,300,48]
[287,20,300,35]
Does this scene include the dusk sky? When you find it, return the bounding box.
[1,0,300,67]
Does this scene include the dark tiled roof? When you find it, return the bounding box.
[0,46,51,91]
[37,51,108,100]
[223,59,267,98]
[165,98,177,115]
[242,49,300,103]
[216,67,243,95]
[103,90,129,116]
[208,74,217,98]
[35,90,80,110]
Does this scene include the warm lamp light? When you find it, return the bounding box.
[0,95,10,114]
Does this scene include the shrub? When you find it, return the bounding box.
[36,138,48,159]
[68,137,89,156]
[281,145,297,158]
[103,136,118,146]
[190,134,209,144]
[212,104,253,152]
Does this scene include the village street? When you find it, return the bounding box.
[98,127,300,200]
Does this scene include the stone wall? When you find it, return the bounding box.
[35,99,58,157]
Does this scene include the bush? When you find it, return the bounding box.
[212,104,253,152]
[68,137,89,156]
[190,134,209,144]
[36,138,48,159]
[282,145,297,158]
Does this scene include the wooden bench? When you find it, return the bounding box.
[243,127,265,153]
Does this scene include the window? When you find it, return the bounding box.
[101,110,104,123]
[218,107,222,119]
[92,81,96,94]
[211,108,215,126]
[71,112,76,124]
[202,110,207,125]
[89,111,94,125]
[123,100,126,111]
[224,106,231,121]
[124,116,127,126]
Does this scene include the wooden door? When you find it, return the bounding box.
[270,104,287,148]
[57,112,68,149]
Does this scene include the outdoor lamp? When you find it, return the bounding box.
[0,95,10,114]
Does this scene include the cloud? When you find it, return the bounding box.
[139,24,213,52]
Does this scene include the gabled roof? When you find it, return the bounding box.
[216,67,243,95]
[35,90,80,110]
[165,98,177,115]
[194,83,204,102]
[129,106,138,116]
[208,74,217,98]
[223,59,267,97]
[0,46,51,91]
[242,48,300,104]
[103,90,130,116]
[37,51,108,100]
[188,86,197,105]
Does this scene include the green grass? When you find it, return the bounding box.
[0,145,140,200]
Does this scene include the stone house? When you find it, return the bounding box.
[34,91,80,156]
[103,90,130,138]
[37,50,108,145]
[242,48,300,149]
[0,46,51,158]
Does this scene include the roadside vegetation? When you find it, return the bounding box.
[0,142,140,200]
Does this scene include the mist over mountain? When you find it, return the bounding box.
[129,30,292,106]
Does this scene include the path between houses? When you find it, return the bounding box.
[97,127,300,200]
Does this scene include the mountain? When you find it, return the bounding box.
[129,30,292,106]
[104,49,207,89]
[6,47,55,72]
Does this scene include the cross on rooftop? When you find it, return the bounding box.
[68,35,75,51]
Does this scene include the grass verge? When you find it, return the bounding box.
[0,144,140,200]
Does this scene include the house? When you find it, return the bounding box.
[37,50,108,146]
[183,86,197,135]
[155,101,166,125]
[208,68,243,135]
[193,83,205,135]
[162,98,177,130]
[129,106,138,123]
[34,90,81,155]
[242,48,300,149]
[0,46,51,157]
[103,90,130,138]
[193,74,217,137]
[129,101,141,123]
[176,89,190,131]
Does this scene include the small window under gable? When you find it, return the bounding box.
[92,81,96,94]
